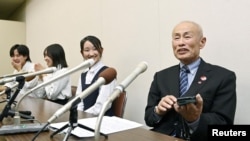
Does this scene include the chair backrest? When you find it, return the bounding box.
[71,85,77,98]
[112,91,127,118]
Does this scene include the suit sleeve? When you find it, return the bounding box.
[144,72,162,126]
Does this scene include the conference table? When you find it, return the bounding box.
[0,95,184,141]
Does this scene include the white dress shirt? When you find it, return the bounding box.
[4,61,41,97]
[42,68,72,100]
[25,67,72,100]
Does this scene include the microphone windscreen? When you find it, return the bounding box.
[99,67,117,84]
[137,61,148,73]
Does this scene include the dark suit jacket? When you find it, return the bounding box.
[144,58,236,141]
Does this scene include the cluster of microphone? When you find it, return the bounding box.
[0,58,148,141]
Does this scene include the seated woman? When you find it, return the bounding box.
[0,44,41,97]
[76,35,117,116]
[34,44,72,105]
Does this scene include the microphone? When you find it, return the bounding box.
[116,61,148,89]
[31,67,116,141]
[13,59,95,125]
[94,61,148,140]
[47,67,117,123]
[0,71,28,79]
[0,67,57,85]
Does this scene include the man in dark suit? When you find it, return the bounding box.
[144,21,236,141]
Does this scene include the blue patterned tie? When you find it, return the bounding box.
[180,66,189,96]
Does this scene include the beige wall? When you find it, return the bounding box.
[0,20,26,76]
[18,0,250,125]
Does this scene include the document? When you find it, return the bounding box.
[49,116,142,138]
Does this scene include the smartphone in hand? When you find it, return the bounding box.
[177,96,196,106]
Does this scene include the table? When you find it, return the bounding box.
[0,95,184,141]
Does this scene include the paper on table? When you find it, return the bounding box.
[49,116,142,138]
[78,116,142,134]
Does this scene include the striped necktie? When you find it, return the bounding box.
[179,66,190,96]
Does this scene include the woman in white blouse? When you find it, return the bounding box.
[34,44,72,105]
[76,35,117,116]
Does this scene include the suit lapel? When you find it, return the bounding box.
[185,59,211,97]
[167,65,181,97]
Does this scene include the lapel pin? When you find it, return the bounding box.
[200,76,207,81]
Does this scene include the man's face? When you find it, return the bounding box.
[172,22,206,64]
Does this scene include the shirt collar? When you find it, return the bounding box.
[180,58,201,74]
[88,61,104,74]
[22,61,32,71]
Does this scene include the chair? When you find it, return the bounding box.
[111,91,127,118]
[71,85,77,98]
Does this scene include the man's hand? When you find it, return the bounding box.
[174,94,203,122]
[155,95,177,116]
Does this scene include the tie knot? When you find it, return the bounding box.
[181,66,190,73]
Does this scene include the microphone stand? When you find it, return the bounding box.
[0,76,33,122]
[50,99,80,141]
[49,98,108,141]
[94,61,148,140]
[94,87,124,140]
